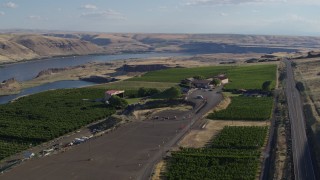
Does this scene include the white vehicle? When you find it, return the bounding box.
[74,138,85,144]
[196,95,204,99]
[81,136,89,140]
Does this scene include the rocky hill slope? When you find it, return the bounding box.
[0,34,103,64]
[1,32,320,64]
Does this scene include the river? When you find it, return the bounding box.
[0,53,188,104]
[0,53,188,82]
[0,80,96,104]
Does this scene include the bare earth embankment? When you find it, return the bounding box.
[293,58,320,171]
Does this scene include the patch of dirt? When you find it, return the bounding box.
[294,58,320,119]
[213,97,231,112]
[274,125,287,180]
[151,160,166,180]
[132,105,193,121]
[0,78,21,95]
[178,120,269,148]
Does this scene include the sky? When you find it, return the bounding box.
[0,0,320,36]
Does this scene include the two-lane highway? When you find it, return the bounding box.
[285,59,316,180]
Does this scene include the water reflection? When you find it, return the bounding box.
[0,80,96,104]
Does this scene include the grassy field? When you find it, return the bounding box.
[127,66,231,83]
[127,64,277,90]
[208,96,274,121]
[90,81,177,91]
[224,65,277,90]
[0,88,115,160]
[125,98,141,105]
[166,126,268,180]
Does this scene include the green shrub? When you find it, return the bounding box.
[109,96,128,109]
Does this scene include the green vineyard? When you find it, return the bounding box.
[166,126,268,180]
[210,126,268,149]
[0,88,115,160]
[0,140,30,160]
[208,96,274,121]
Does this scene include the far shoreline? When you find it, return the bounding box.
[0,51,147,66]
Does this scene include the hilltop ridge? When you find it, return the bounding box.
[1,32,320,64]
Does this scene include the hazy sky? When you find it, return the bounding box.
[0,0,320,36]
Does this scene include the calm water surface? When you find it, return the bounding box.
[0,53,188,82]
[0,80,96,104]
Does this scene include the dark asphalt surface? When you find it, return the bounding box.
[285,59,316,180]
[0,87,223,180]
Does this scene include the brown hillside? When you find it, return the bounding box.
[1,32,320,64]
[11,35,103,56]
[0,34,104,64]
[0,36,39,63]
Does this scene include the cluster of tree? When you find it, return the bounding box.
[154,87,181,99]
[108,96,128,109]
[291,62,297,68]
[125,88,161,98]
[137,87,160,97]
[193,75,205,80]
[296,82,305,92]
[262,81,272,91]
[211,78,221,86]
[180,81,190,88]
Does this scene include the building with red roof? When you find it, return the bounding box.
[105,90,125,100]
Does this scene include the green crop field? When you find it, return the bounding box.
[128,64,277,90]
[166,126,268,180]
[90,81,177,90]
[167,151,259,180]
[127,66,231,83]
[224,65,277,90]
[210,126,268,149]
[0,88,115,160]
[208,96,274,121]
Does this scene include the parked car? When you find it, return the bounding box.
[196,95,204,99]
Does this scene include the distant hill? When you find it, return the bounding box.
[0,34,103,64]
[1,31,320,64]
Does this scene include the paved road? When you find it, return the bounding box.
[285,59,316,180]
